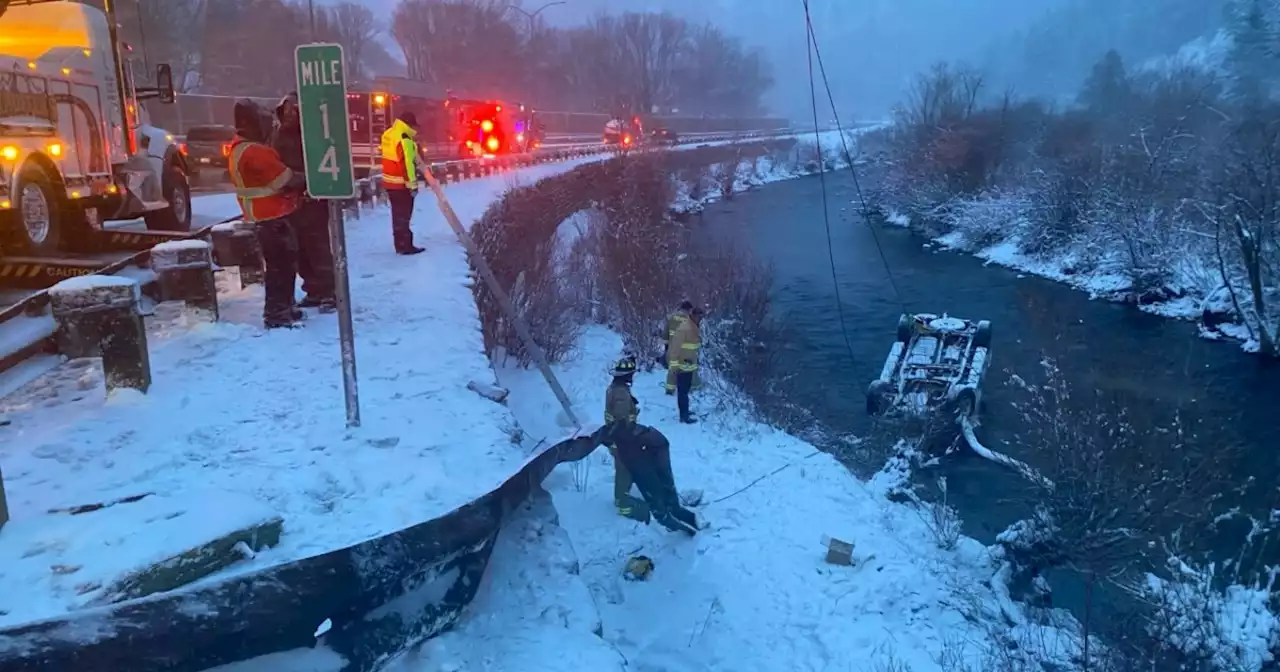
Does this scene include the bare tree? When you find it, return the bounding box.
[326,2,381,78]
[111,0,206,90]
[392,0,521,97]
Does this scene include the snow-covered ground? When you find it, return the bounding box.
[383,488,626,672]
[473,326,1079,671]
[0,157,608,629]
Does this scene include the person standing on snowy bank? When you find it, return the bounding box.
[273,91,337,313]
[663,301,692,394]
[380,111,425,256]
[668,305,703,424]
[228,99,305,329]
[599,356,700,535]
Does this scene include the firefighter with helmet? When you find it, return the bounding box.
[666,302,703,423]
[600,354,699,535]
[380,110,425,255]
[228,99,306,329]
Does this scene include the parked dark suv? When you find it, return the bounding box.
[650,127,679,145]
[182,124,236,186]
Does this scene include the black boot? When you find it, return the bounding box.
[265,313,302,329]
[680,414,698,424]
[397,245,425,255]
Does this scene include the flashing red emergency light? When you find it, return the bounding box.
[480,119,494,133]
[373,93,387,106]
[622,134,633,146]
[486,136,500,152]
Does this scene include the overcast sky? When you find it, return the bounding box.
[347,0,1062,121]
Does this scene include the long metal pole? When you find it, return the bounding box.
[308,0,317,40]
[419,171,581,429]
[328,200,361,427]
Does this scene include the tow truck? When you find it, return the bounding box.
[0,0,191,267]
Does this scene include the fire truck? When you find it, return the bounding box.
[603,115,643,148]
[346,80,527,178]
[0,0,189,255]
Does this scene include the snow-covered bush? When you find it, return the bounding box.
[941,190,1034,250]
[909,476,962,551]
[1115,556,1280,671]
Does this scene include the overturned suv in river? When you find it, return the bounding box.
[866,313,991,419]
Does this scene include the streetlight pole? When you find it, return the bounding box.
[308,0,316,41]
[505,1,566,32]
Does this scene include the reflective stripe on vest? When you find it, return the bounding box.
[228,142,294,223]
[380,123,418,188]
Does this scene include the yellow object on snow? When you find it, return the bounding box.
[624,555,654,581]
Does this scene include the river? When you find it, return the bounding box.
[696,173,1280,614]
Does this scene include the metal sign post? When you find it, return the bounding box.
[295,43,361,428]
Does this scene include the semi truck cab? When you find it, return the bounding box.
[0,0,190,255]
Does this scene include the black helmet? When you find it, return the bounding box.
[612,355,637,377]
[678,300,694,312]
[398,111,419,128]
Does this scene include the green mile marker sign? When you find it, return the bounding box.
[294,43,355,199]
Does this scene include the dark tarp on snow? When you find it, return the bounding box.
[0,434,601,672]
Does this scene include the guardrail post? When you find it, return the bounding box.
[49,275,151,394]
[211,222,263,288]
[151,239,218,320]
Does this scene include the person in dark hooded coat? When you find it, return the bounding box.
[273,92,336,313]
[228,99,306,328]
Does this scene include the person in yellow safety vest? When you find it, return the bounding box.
[380,111,425,255]
[668,305,703,424]
[664,301,693,395]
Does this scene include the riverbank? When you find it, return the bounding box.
[880,202,1265,350]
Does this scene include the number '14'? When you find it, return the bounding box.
[317,100,338,176]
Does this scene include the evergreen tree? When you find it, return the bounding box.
[1225,0,1278,101]
[1078,49,1132,117]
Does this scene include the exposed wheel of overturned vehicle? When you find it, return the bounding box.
[896,314,914,343]
[865,379,893,416]
[973,320,992,349]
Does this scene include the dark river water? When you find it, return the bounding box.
[697,174,1280,613]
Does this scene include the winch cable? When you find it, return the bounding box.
[803,2,858,366]
[802,0,908,316]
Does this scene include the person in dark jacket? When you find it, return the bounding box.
[599,355,699,536]
[274,91,337,312]
[229,99,306,328]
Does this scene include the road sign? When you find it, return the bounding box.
[294,43,355,199]
[294,42,361,427]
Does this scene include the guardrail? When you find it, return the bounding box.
[0,430,602,672]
